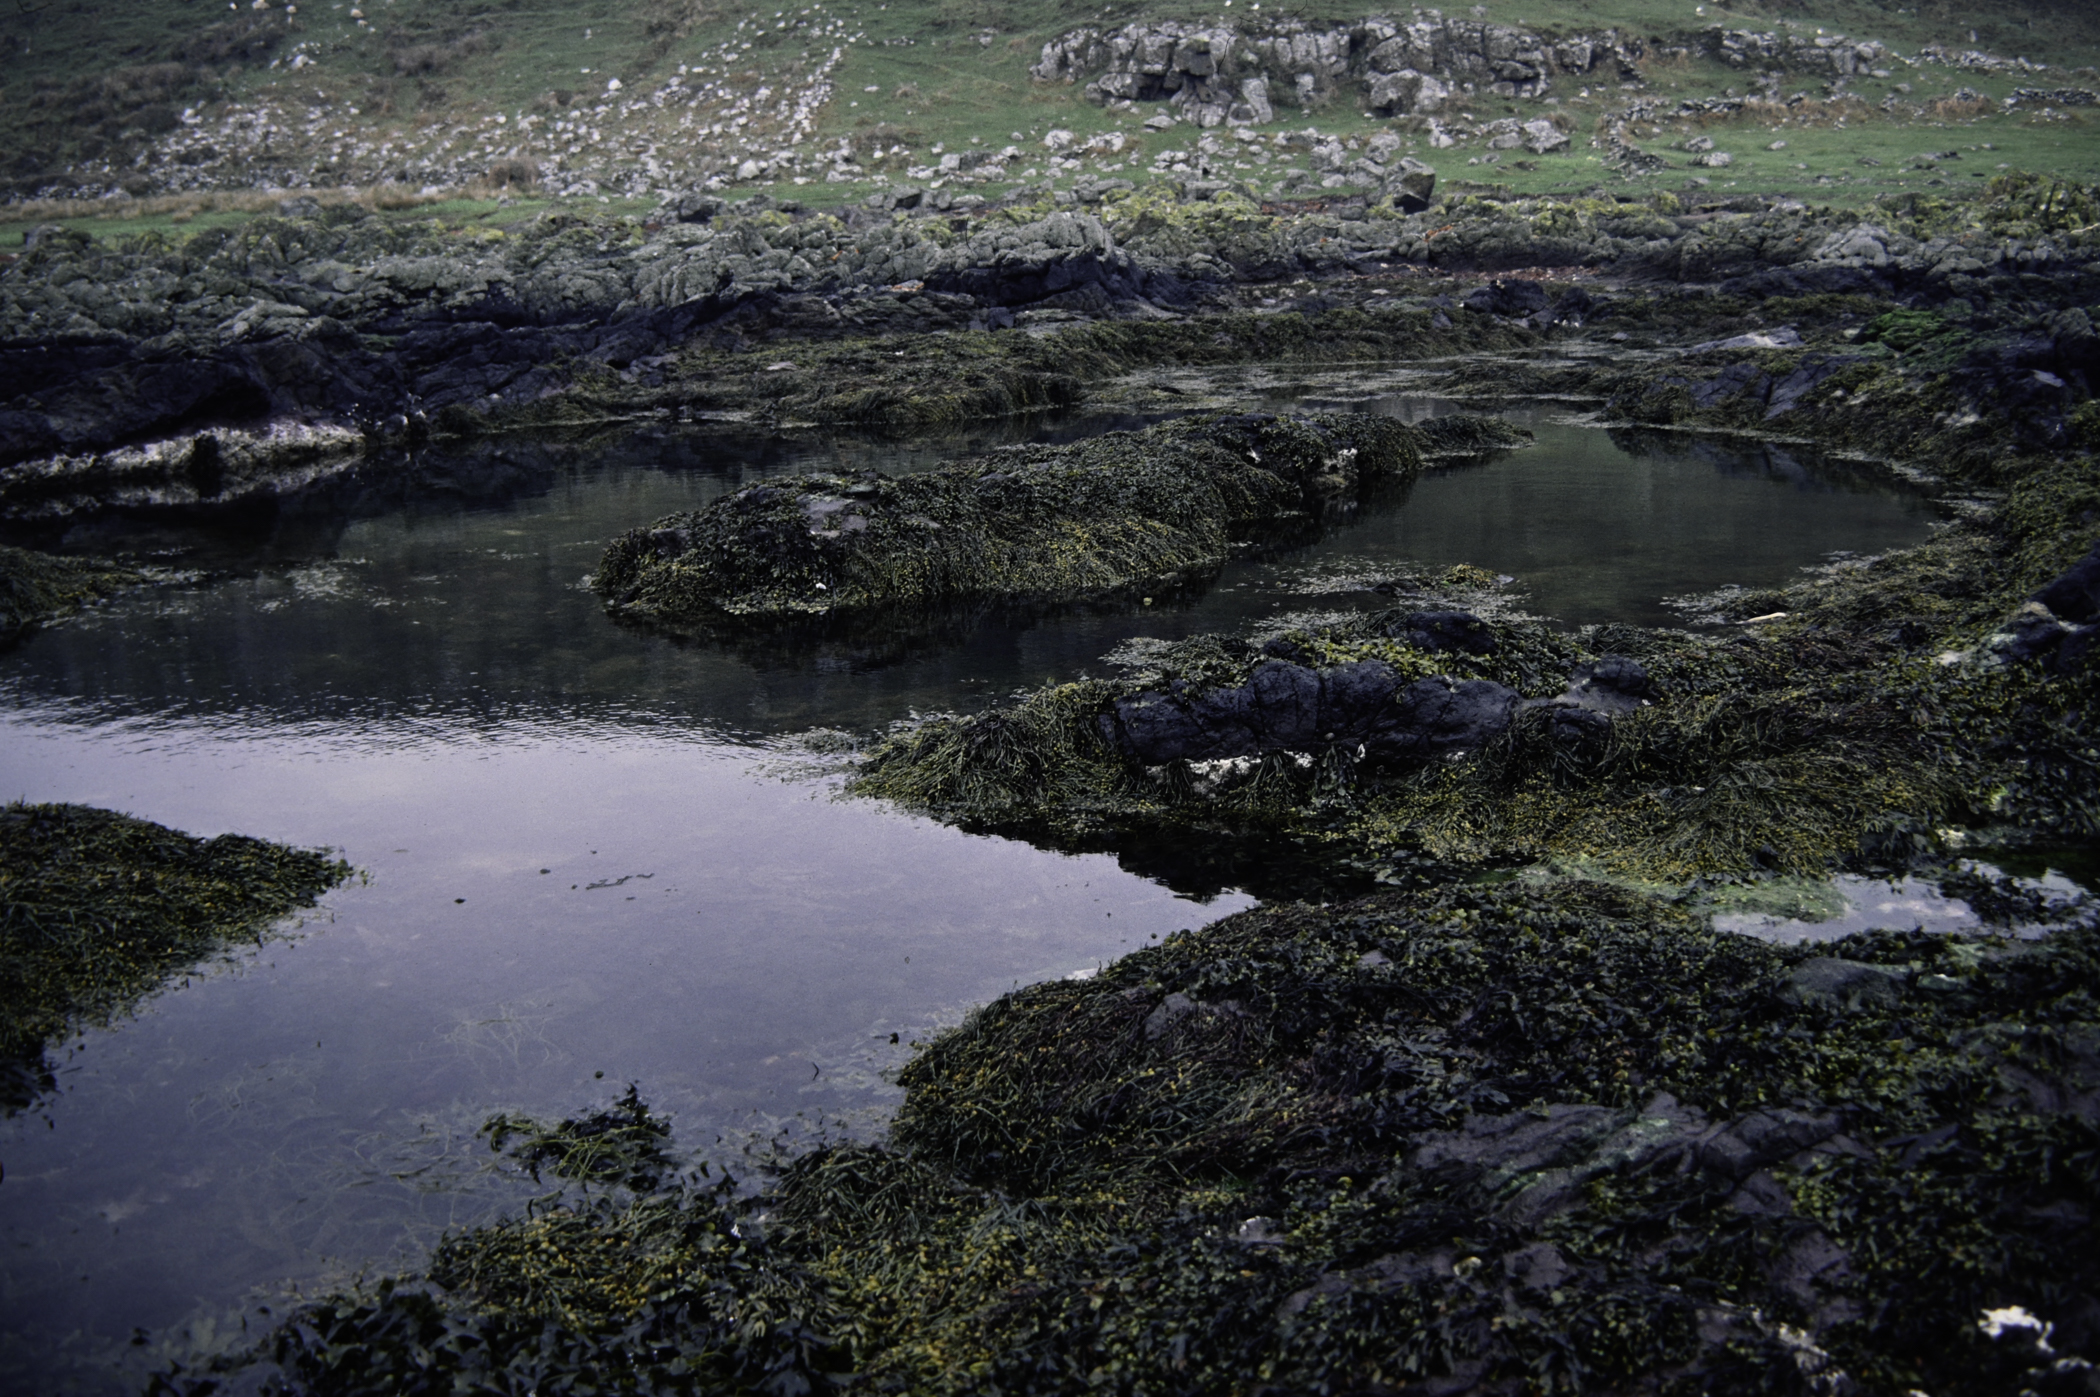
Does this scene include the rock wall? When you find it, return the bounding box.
[1034,17,1919,123]
[1031,17,1643,122]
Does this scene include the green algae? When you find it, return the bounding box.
[595,411,1424,630]
[0,544,145,644]
[0,802,350,1113]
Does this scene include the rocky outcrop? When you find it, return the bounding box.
[594,411,1423,627]
[1705,27,1889,76]
[0,421,365,524]
[1032,16,1934,124]
[1032,17,1643,121]
[5,178,2095,491]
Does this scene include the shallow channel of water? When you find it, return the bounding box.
[0,397,1945,1394]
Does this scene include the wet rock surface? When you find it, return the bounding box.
[1103,659,1519,766]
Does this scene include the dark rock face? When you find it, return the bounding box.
[1098,646,1656,771]
[1100,658,1520,765]
[1558,656,1654,712]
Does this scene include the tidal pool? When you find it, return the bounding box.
[0,400,1941,1393]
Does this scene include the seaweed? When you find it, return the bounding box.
[481,1083,678,1193]
[0,802,349,1113]
[595,411,1429,631]
[850,588,1973,889]
[205,886,2100,1397]
[0,543,144,644]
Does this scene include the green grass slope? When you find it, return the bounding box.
[4,0,2100,247]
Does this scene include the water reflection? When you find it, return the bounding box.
[0,715,1237,1395]
[3,407,1938,738]
[0,399,1944,1394]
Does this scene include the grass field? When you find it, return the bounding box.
[2,0,2097,246]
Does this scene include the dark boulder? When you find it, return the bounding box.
[659,190,726,224]
[1462,278,1551,318]
[1778,957,1907,1013]
[1992,547,2100,671]
[1558,656,1654,713]
[1393,167,1436,215]
[1099,659,1520,766]
[2034,541,2100,624]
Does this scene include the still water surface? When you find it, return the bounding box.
[0,399,1938,1393]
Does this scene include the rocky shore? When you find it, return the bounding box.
[16,170,2098,1395]
[3,171,2095,528]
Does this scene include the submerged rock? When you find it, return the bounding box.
[0,545,147,643]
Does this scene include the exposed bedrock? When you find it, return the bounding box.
[594,411,1436,626]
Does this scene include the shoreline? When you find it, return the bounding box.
[6,174,2096,1395]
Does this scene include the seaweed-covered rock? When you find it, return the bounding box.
[1099,659,1520,764]
[594,412,1426,626]
[0,544,145,642]
[0,802,347,1112]
[1411,414,1536,457]
[246,883,2100,1397]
